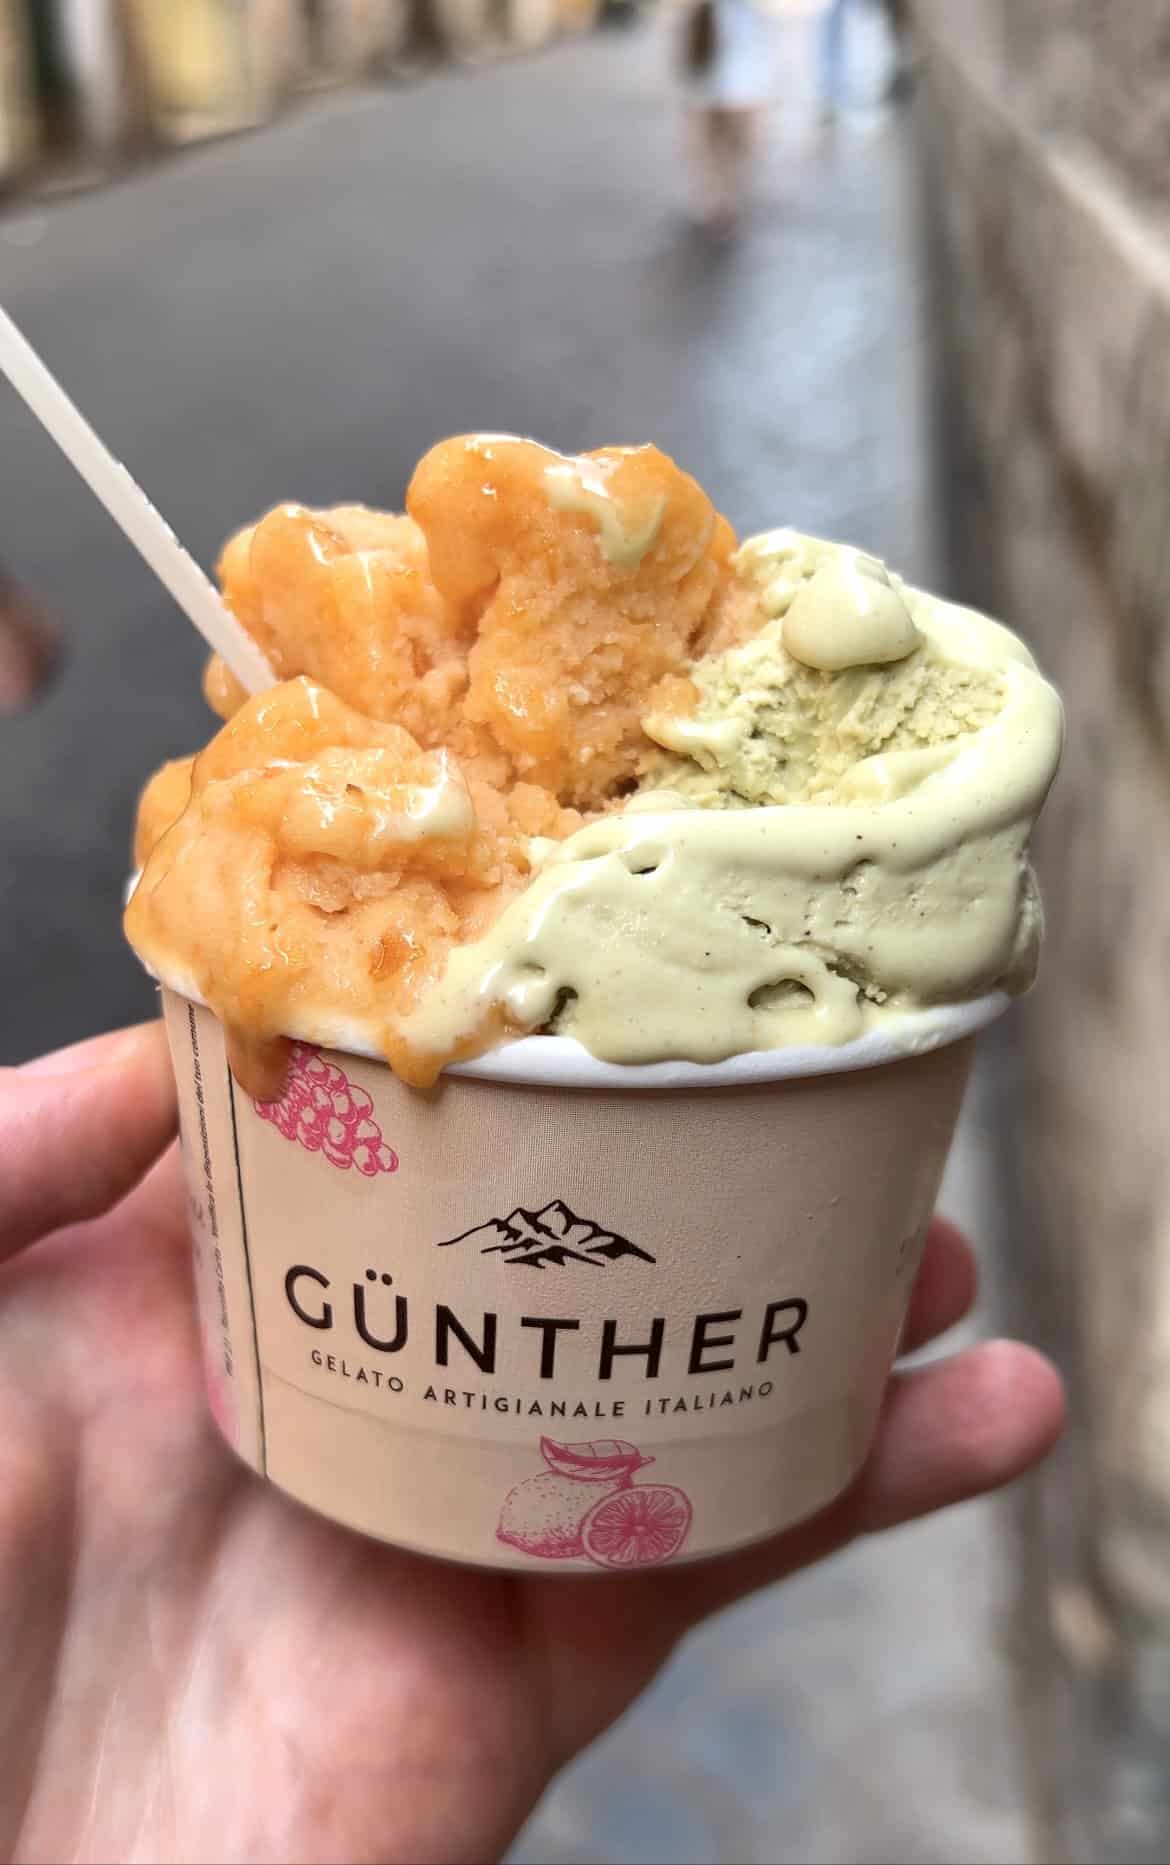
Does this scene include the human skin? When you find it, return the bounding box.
[0,1024,1064,1864]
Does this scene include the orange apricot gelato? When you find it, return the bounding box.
[128,436,742,1088]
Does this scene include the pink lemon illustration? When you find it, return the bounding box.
[581,1484,693,1568]
[496,1471,616,1559]
[537,1436,652,1485]
[496,1437,654,1559]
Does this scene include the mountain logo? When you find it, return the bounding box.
[439,1200,656,1270]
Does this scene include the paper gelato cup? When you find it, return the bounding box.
[160,986,1004,1572]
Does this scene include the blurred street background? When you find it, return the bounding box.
[4,2,1170,1860]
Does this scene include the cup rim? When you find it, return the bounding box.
[153,966,1008,1091]
[446,992,1008,1087]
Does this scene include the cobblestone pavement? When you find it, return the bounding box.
[1,8,1039,1859]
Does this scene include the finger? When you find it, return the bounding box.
[674,1340,1065,1620]
[899,1215,978,1355]
[0,1023,177,1262]
[856,1339,1064,1531]
[766,1341,1063,1583]
[20,1025,162,1076]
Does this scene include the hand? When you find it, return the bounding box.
[0,1026,1064,1865]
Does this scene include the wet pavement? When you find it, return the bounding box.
[1,8,1039,1859]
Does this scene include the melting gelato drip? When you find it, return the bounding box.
[126,438,1062,1090]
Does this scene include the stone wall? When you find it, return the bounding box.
[916,0,1170,1566]
[918,1,1170,210]
[912,8,1170,1853]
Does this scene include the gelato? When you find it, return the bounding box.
[125,436,1063,1090]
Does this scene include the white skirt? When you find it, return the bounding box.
[684,0,777,110]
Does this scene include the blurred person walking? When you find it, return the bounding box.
[818,0,849,119]
[679,0,776,233]
[820,0,914,119]
[881,0,915,99]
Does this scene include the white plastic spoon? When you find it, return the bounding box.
[0,307,273,695]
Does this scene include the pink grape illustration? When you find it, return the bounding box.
[253,1044,398,1176]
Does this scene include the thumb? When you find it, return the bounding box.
[0,1024,177,1261]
